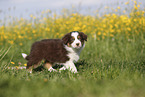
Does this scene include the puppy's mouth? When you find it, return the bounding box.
[73,45,82,49]
[68,43,82,49]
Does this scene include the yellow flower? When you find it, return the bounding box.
[125,2,129,5]
[97,32,101,35]
[30,14,33,18]
[127,27,131,31]
[4,35,8,39]
[82,25,86,29]
[24,64,27,66]
[46,9,51,13]
[110,29,115,33]
[8,41,14,44]
[105,6,109,9]
[117,6,120,9]
[19,43,23,46]
[15,66,19,69]
[41,11,45,14]
[33,16,36,19]
[45,28,50,31]
[32,30,36,33]
[123,10,126,13]
[103,24,106,28]
[18,35,23,39]
[103,33,106,36]
[115,9,118,12]
[134,6,138,10]
[73,26,80,31]
[110,34,114,37]
[133,19,137,22]
[134,1,137,5]
[11,62,15,64]
[43,17,47,21]
[56,33,59,35]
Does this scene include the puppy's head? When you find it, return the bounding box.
[62,31,87,49]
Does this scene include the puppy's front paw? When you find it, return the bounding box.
[70,68,78,73]
[48,67,57,72]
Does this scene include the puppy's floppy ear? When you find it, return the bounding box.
[62,33,71,45]
[79,32,87,41]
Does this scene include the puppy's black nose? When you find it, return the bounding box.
[76,43,79,46]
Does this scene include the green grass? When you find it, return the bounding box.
[0,36,145,97]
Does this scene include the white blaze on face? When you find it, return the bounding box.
[71,32,82,48]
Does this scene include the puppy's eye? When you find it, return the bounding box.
[77,36,81,40]
[71,37,75,41]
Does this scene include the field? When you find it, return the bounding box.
[0,1,145,97]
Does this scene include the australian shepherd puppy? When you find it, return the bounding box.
[22,31,87,73]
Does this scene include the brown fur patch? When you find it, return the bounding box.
[26,39,69,69]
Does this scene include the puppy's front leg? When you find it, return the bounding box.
[59,66,67,71]
[64,61,78,73]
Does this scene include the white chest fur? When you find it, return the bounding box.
[67,50,80,62]
[59,45,84,73]
[64,45,83,62]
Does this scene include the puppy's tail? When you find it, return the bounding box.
[22,53,28,59]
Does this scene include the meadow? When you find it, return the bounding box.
[0,1,145,97]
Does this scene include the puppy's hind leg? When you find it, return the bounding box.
[33,61,41,69]
[26,61,41,73]
[26,65,33,73]
[43,62,57,72]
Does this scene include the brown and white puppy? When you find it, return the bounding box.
[22,31,87,73]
